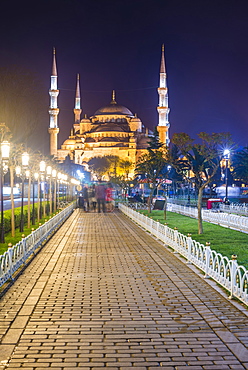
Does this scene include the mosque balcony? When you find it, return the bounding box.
[49,108,60,115]
[49,90,59,96]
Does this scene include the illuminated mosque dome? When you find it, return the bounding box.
[94,90,133,117]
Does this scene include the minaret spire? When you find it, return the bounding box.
[74,73,82,123]
[157,44,170,145]
[48,47,60,156]
[111,90,117,105]
[52,47,57,76]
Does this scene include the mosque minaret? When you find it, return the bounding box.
[157,44,170,145]
[48,48,60,157]
[74,74,82,124]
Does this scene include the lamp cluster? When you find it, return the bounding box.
[0,134,80,243]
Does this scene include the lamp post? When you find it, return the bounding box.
[57,172,62,208]
[52,169,57,212]
[46,165,52,215]
[16,152,29,232]
[33,172,39,225]
[0,141,10,243]
[39,161,46,218]
[223,149,230,203]
[64,174,68,202]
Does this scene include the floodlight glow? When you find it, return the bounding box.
[40,160,46,172]
[46,165,52,175]
[223,149,230,158]
[22,152,29,167]
[15,166,21,176]
[1,141,10,159]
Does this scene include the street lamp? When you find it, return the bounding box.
[33,172,39,225]
[0,141,10,243]
[39,161,46,218]
[25,169,31,229]
[223,149,230,203]
[52,169,57,212]
[46,165,52,215]
[16,152,29,232]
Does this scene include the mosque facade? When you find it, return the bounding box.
[48,47,169,177]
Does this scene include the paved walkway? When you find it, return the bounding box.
[0,209,248,370]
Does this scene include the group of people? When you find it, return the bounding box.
[81,181,114,213]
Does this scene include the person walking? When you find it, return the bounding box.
[82,185,89,212]
[95,180,107,213]
[106,183,114,212]
[88,184,97,212]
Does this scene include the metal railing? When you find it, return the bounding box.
[166,203,248,233]
[0,202,76,288]
[220,203,248,216]
[119,203,248,305]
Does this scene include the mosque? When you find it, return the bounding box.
[48,46,170,177]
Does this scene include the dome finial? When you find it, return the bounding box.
[111,90,117,105]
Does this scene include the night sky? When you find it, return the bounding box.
[1,0,248,153]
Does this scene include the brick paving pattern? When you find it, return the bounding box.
[0,209,248,369]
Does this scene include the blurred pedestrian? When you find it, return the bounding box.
[133,191,142,203]
[95,180,107,213]
[82,184,89,212]
[88,184,97,212]
[106,183,114,212]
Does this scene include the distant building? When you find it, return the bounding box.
[48,46,170,177]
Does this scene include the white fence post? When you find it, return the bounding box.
[229,254,238,300]
[187,234,192,264]
[204,242,211,279]
[173,228,179,253]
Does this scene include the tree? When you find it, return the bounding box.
[170,132,233,234]
[135,148,168,213]
[231,147,248,184]
[105,155,120,179]
[119,159,133,179]
[88,156,110,180]
[147,126,164,150]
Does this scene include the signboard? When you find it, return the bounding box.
[153,200,166,210]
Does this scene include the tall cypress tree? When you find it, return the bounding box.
[147,127,164,150]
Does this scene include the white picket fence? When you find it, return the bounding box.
[0,203,76,288]
[220,203,248,216]
[166,203,248,233]
[119,203,248,306]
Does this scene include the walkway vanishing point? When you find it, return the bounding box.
[0,209,248,370]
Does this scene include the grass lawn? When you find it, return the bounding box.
[139,209,248,269]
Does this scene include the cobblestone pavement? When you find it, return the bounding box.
[0,209,248,370]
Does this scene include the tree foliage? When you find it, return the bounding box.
[88,156,110,179]
[231,147,248,184]
[135,147,168,212]
[147,126,164,150]
[170,132,233,234]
